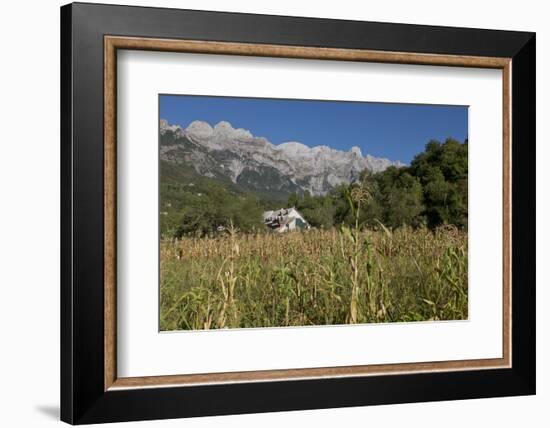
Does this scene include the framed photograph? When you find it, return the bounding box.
[60,2,535,424]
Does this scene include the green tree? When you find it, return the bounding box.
[409,138,468,228]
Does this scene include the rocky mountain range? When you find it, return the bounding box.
[160,119,404,198]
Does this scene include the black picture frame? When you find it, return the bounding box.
[61,2,535,424]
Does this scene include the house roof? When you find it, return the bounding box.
[263,207,308,224]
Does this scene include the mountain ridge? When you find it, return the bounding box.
[160,119,404,198]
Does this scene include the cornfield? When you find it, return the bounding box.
[160,225,468,331]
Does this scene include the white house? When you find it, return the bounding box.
[263,207,310,233]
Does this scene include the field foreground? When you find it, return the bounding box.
[160,226,467,331]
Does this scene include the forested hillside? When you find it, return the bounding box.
[160,137,467,237]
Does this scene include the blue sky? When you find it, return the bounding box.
[160,94,468,164]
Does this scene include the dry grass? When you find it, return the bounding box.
[160,225,467,330]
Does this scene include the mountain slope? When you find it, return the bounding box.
[160,119,403,199]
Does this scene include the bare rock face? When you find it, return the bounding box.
[160,119,404,196]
